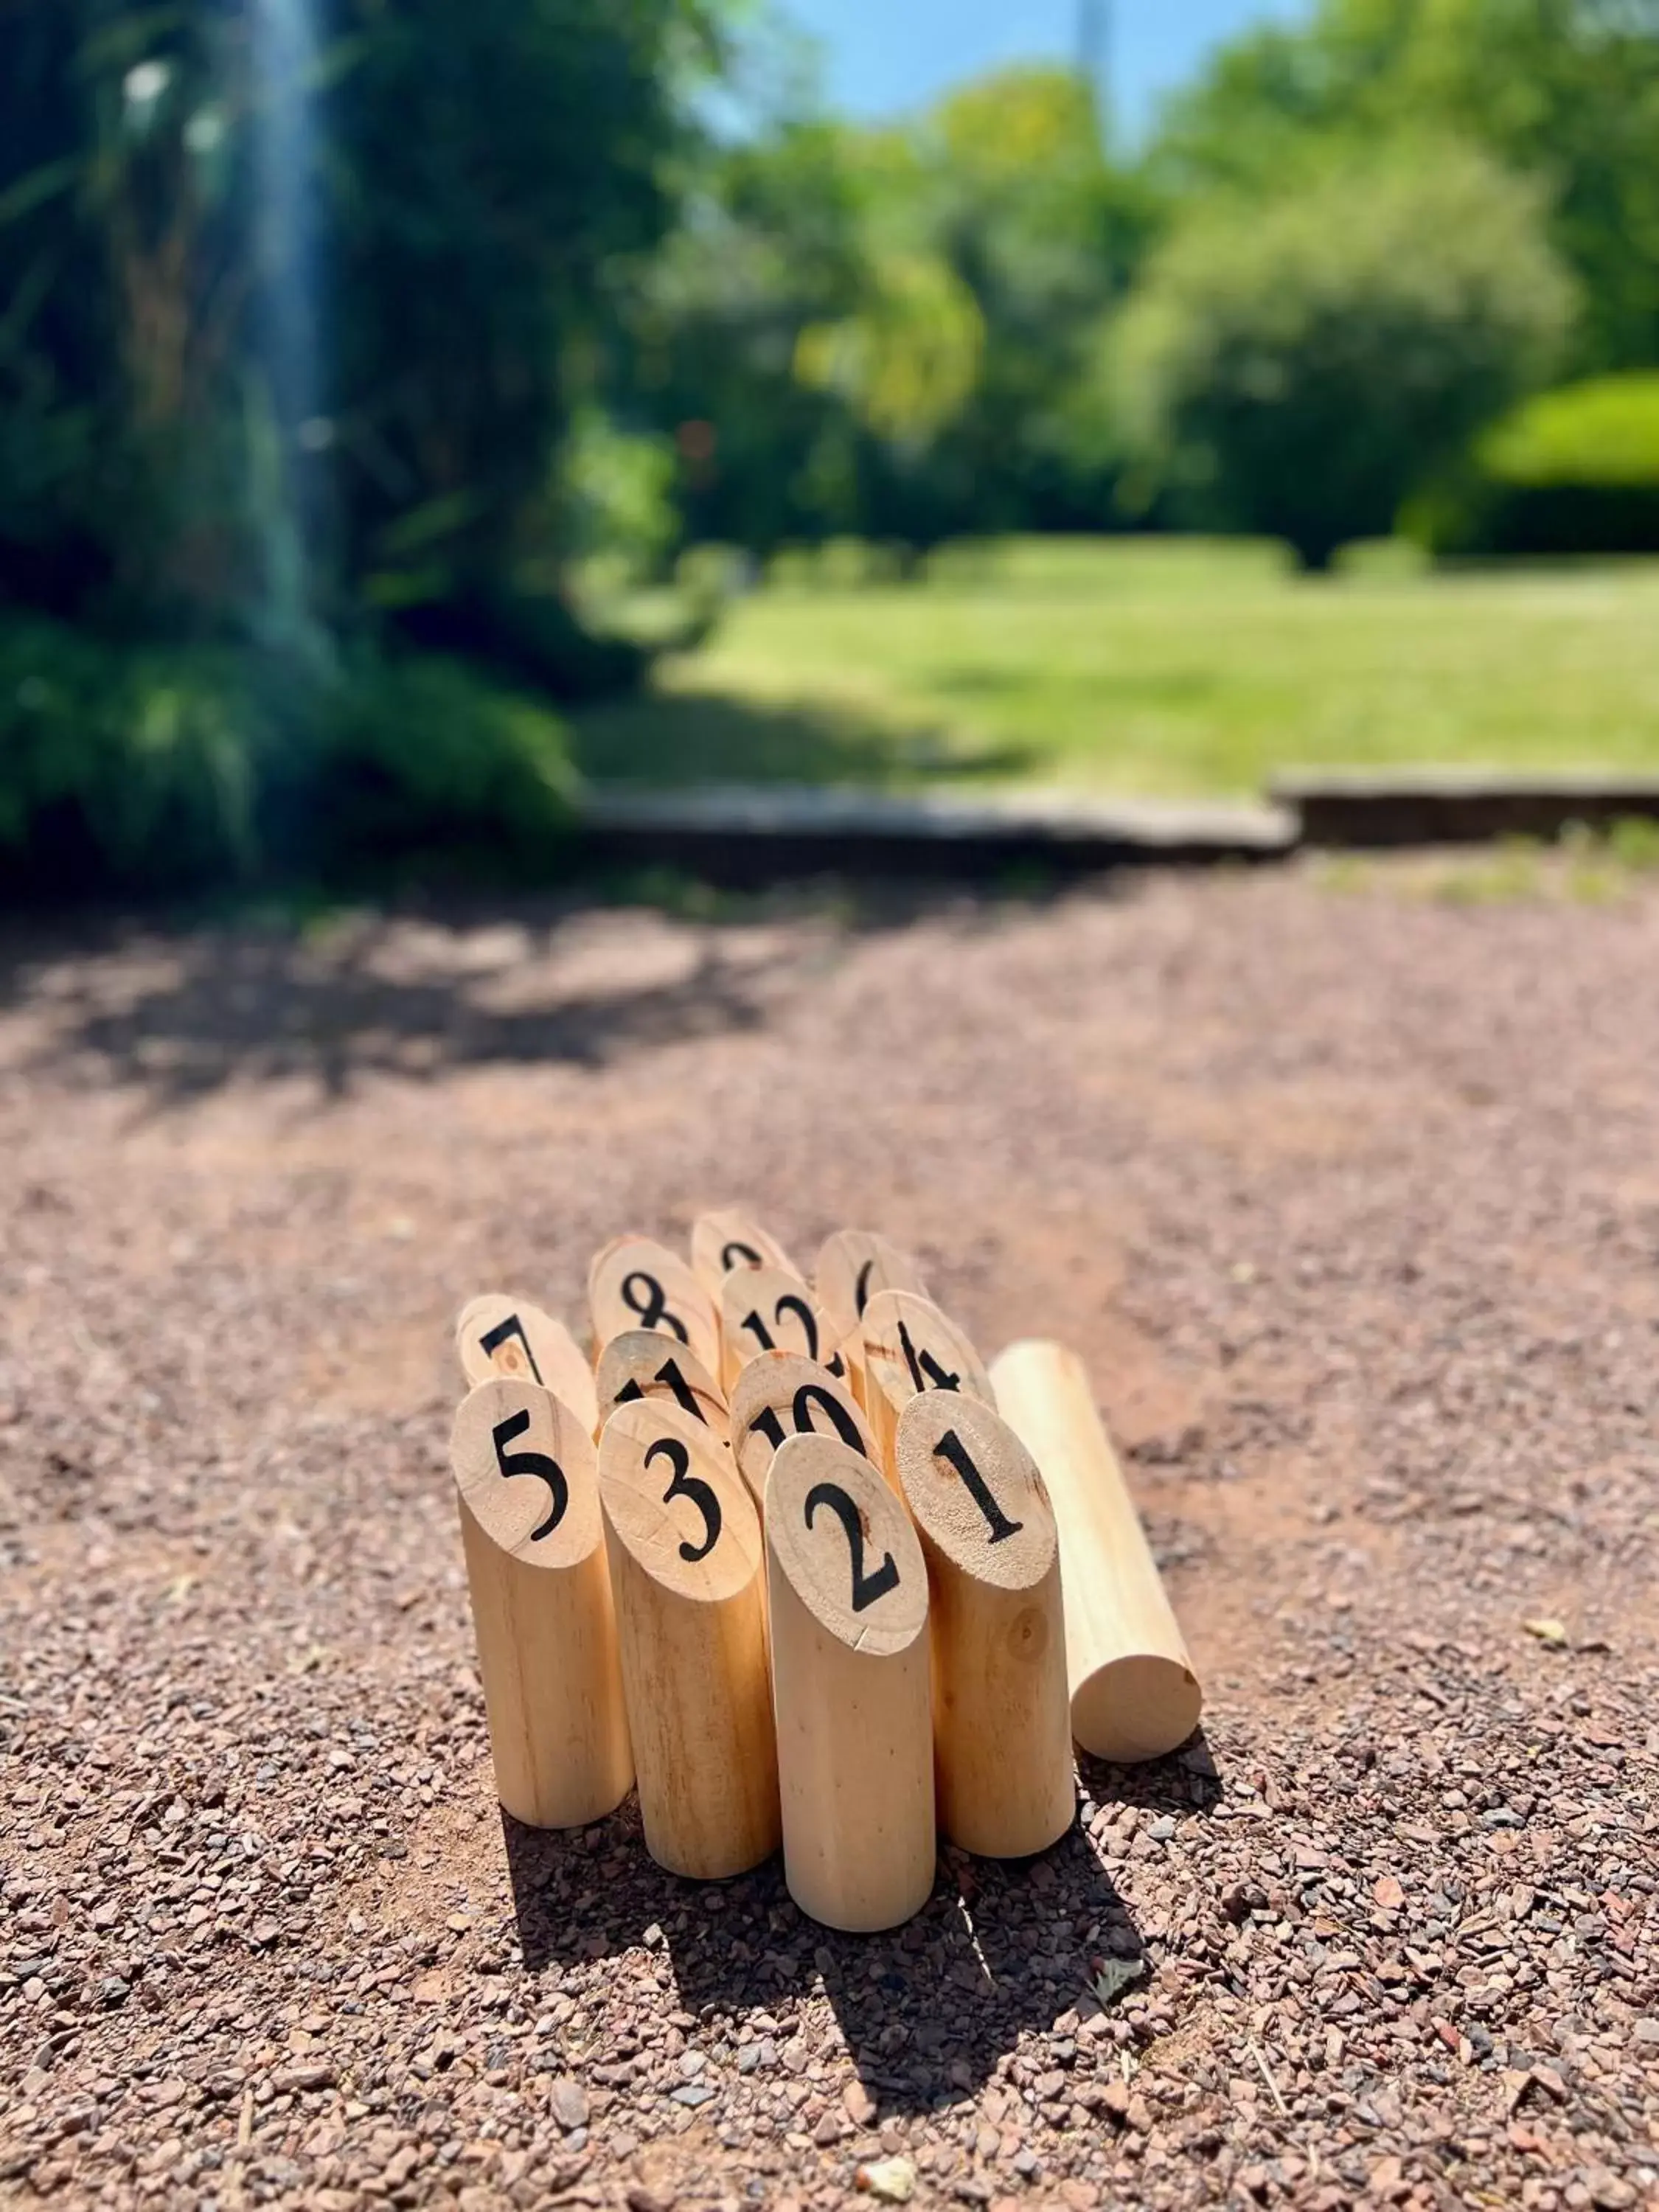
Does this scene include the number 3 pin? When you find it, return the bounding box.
[597,1401,780,1879]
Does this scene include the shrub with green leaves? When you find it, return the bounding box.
[1414,375,1659,556]
[1115,139,1576,570]
[0,620,575,894]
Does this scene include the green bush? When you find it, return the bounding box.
[1413,375,1659,556]
[1114,138,1576,570]
[0,621,575,894]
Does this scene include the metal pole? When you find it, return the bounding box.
[1078,0,1112,138]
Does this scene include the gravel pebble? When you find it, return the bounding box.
[0,870,1655,2211]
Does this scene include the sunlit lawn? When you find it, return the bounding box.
[573,538,1659,798]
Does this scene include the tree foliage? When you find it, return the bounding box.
[0,0,722,647]
[1152,0,1659,373]
[1116,139,1576,568]
[626,67,1150,552]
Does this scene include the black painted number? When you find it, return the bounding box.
[749,1383,864,1456]
[773,1293,820,1360]
[479,1311,543,1385]
[490,1408,567,1542]
[853,1257,876,1318]
[806,1481,900,1613]
[739,1308,776,1353]
[622,1270,689,1345]
[742,1293,830,1365]
[933,1427,1023,1545]
[721,1238,762,1271]
[647,1436,722,1565]
[898,1317,961,1394]
[616,1356,709,1425]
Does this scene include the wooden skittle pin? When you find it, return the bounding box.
[588,1235,720,1382]
[598,1401,779,1879]
[595,1329,729,1442]
[718,1264,847,1397]
[989,1338,1203,1764]
[728,1351,877,1515]
[896,1391,1074,1858]
[449,1377,632,1828]
[858,1287,995,1491]
[456,1294,598,1438]
[766,1433,934,1931]
[814,1228,929,1343]
[815,1229,928,1407]
[690,1208,799,1297]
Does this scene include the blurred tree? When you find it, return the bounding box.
[1116,138,1576,568]
[626,65,1152,553]
[918,68,1152,532]
[0,0,724,688]
[1153,0,1659,373]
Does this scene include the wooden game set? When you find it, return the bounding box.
[449,1213,1201,1934]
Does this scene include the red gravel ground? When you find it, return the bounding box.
[0,863,1655,2212]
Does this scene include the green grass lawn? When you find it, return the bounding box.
[572,538,1659,799]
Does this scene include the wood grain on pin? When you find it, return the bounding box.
[858,1287,996,1490]
[766,1434,934,1931]
[728,1351,877,1514]
[598,1401,779,1878]
[690,1208,799,1297]
[989,1338,1203,1763]
[449,1377,632,1828]
[455,1294,597,1438]
[594,1329,729,1443]
[588,1235,721,1382]
[717,1263,847,1397]
[895,1392,1074,1857]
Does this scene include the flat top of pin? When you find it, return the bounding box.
[455,1294,598,1435]
[896,1391,1057,1591]
[588,1236,720,1380]
[690,1208,797,1293]
[599,1399,761,1604]
[859,1288,994,1416]
[766,1433,927,1657]
[450,1376,600,1568]
[814,1228,928,1345]
[594,1329,728,1438]
[720,1264,845,1381]
[728,1350,876,1507]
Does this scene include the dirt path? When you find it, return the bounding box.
[1,866,1654,2212]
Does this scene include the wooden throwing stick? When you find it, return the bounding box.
[598,1401,779,1878]
[718,1263,848,1397]
[449,1377,633,1828]
[858,1287,996,1492]
[896,1392,1074,1857]
[456,1294,598,1438]
[690,1208,799,1298]
[766,1434,934,1930]
[989,1338,1203,1763]
[728,1351,877,1515]
[595,1329,729,1443]
[588,1235,720,1383]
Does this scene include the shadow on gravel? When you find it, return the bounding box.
[1079,1729,1226,1820]
[495,1745,1235,2113]
[0,880,1093,1105]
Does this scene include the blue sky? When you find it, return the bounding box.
[780,0,1312,140]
